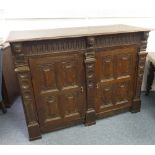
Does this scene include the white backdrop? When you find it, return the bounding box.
[1,0,155,18]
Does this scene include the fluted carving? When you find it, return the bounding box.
[23,38,86,56]
[96,33,141,48]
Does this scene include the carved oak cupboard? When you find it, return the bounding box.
[7,25,151,140]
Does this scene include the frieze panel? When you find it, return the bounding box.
[23,38,86,55]
[95,33,141,48]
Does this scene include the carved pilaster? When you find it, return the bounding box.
[12,43,41,140]
[131,32,149,113]
[22,38,86,56]
[140,32,149,51]
[85,37,96,125]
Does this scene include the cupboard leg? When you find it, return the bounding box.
[130,99,141,113]
[145,62,155,95]
[28,123,42,141]
[85,109,96,126]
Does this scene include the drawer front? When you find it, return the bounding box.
[29,53,86,132]
[95,46,137,115]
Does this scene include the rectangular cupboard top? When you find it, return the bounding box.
[7,24,151,43]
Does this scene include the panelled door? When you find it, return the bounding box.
[29,53,86,132]
[95,46,137,116]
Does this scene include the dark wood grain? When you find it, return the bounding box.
[8,25,150,140]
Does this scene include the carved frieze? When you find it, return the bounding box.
[95,33,141,48]
[23,38,86,56]
[11,33,143,57]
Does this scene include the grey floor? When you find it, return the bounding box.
[1,92,155,145]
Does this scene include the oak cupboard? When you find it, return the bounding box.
[7,25,151,140]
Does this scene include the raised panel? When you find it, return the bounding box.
[99,84,114,109]
[59,60,78,89]
[44,95,61,122]
[101,55,114,81]
[40,64,58,91]
[62,92,80,117]
[115,81,130,104]
[116,53,133,78]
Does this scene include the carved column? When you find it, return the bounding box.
[11,43,41,140]
[131,32,149,112]
[85,37,96,125]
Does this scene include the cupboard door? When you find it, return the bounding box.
[29,53,86,132]
[95,46,137,115]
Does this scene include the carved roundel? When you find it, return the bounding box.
[143,32,149,40]
[87,37,95,47]
[13,43,23,54]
